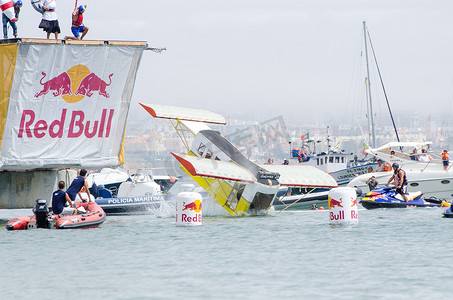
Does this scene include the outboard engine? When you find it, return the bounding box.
[32,199,49,229]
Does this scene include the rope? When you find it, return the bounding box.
[275,187,319,215]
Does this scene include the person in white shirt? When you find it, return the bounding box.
[38,0,60,39]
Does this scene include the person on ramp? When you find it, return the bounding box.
[385,163,409,202]
[66,169,92,203]
[65,5,88,40]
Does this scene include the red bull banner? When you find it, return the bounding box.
[0,41,146,170]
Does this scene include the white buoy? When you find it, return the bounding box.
[176,192,202,226]
[328,187,358,224]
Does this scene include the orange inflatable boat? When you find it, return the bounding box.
[6,199,106,230]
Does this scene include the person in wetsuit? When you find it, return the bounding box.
[385,163,408,202]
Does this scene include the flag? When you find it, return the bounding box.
[362,142,369,157]
[301,133,309,141]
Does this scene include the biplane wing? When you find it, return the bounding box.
[172,153,337,188]
[171,153,256,183]
[259,164,338,188]
[140,103,227,125]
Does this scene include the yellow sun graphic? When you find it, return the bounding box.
[61,64,91,103]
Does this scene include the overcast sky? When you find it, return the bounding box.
[13,1,453,125]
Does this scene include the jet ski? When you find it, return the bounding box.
[360,186,443,209]
[443,206,453,218]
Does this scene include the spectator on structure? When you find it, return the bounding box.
[2,0,21,39]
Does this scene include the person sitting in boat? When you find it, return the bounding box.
[410,148,418,161]
[418,149,433,162]
[383,162,391,172]
[385,163,409,202]
[66,169,92,203]
[375,159,385,172]
[298,149,309,162]
[265,158,274,165]
[366,176,379,191]
[52,181,76,216]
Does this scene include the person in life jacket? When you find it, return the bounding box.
[385,163,408,202]
[382,161,391,172]
[64,5,88,40]
[442,149,449,171]
[298,149,309,162]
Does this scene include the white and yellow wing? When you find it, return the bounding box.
[260,164,338,188]
[140,103,227,125]
[172,153,255,183]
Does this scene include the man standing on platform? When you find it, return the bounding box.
[2,0,22,39]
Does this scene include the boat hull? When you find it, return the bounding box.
[360,200,439,209]
[272,191,330,210]
[5,216,32,230]
[95,194,173,214]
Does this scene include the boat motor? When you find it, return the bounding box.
[32,199,50,229]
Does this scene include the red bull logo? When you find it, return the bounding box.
[329,197,343,210]
[182,200,202,213]
[178,199,202,224]
[34,65,114,103]
[351,198,358,207]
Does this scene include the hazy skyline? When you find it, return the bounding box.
[12,1,453,126]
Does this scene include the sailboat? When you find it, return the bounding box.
[347,22,453,202]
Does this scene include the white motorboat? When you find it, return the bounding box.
[86,168,178,197]
[86,168,178,214]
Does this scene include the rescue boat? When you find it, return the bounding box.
[6,199,106,230]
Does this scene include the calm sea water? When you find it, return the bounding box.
[0,204,452,300]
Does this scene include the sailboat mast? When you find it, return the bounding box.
[363,21,376,148]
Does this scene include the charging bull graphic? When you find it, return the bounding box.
[182,200,202,213]
[329,197,343,210]
[34,65,114,102]
[1,0,17,22]
[75,73,113,98]
[35,72,72,97]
